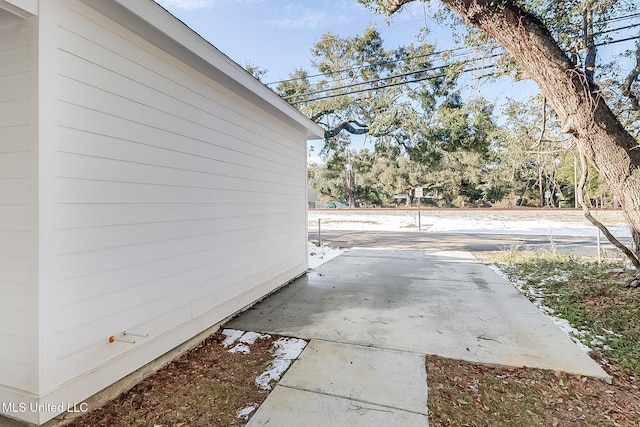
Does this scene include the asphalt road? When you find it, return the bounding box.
[308,229,624,257]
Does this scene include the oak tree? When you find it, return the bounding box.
[360,0,640,256]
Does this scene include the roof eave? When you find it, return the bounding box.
[79,0,324,141]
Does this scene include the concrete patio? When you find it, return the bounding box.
[226,248,608,426]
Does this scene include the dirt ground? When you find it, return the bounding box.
[64,331,280,427]
[62,328,639,427]
[427,356,639,426]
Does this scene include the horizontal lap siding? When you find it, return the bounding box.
[0,12,33,393]
[41,2,307,389]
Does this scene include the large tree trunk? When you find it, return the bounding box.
[384,0,640,253]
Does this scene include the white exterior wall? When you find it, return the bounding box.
[43,0,307,398]
[0,1,319,424]
[0,6,37,400]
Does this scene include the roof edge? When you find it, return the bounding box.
[79,0,324,140]
[0,0,38,17]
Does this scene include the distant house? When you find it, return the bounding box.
[0,0,323,424]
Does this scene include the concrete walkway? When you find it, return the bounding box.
[226,248,609,426]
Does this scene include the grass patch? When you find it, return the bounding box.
[429,251,640,426]
[484,251,640,374]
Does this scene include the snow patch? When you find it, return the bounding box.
[308,241,343,269]
[255,337,307,390]
[224,331,270,354]
[239,331,270,345]
[221,329,244,347]
[228,343,251,354]
[309,211,631,238]
[236,404,257,420]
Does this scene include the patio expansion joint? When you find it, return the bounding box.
[305,337,428,356]
[275,383,429,416]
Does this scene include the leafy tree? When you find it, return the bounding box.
[372,155,430,206]
[244,62,267,80]
[309,147,506,207]
[360,0,640,257]
[555,154,614,208]
[309,149,387,206]
[276,27,485,160]
[281,26,501,210]
[278,28,421,152]
[493,96,573,207]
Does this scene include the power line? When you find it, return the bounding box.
[267,11,640,88]
[601,11,640,24]
[285,30,640,105]
[283,53,502,101]
[291,64,497,104]
[596,34,640,46]
[282,30,639,102]
[274,49,502,93]
[595,22,640,36]
[265,45,486,86]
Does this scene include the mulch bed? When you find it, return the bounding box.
[427,355,640,426]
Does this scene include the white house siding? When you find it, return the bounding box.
[0,9,35,395]
[34,0,309,414]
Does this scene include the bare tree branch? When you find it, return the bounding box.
[311,109,335,122]
[582,0,597,85]
[577,151,640,269]
[621,42,640,112]
[531,97,547,148]
[324,120,369,139]
[384,0,415,14]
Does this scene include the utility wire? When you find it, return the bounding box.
[265,45,486,86]
[595,34,640,46]
[272,49,502,91]
[267,12,640,87]
[595,22,640,36]
[291,64,497,104]
[283,53,502,101]
[281,30,639,102]
[601,11,640,24]
[286,31,640,104]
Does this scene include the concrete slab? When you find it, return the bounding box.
[227,248,608,379]
[280,340,427,415]
[245,386,429,427]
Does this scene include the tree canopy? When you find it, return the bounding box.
[274,25,507,209]
[353,0,640,257]
[276,25,501,208]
